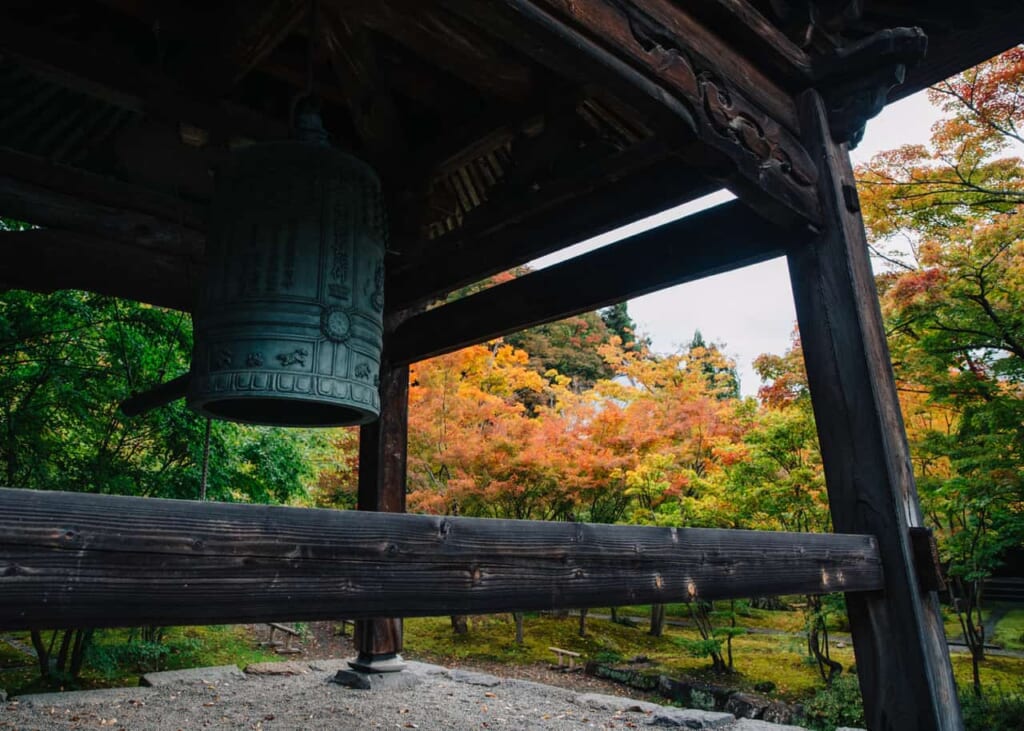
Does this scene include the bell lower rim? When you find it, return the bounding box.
[188,394,379,428]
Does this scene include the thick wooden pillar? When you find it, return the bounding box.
[351,361,410,673]
[788,90,962,729]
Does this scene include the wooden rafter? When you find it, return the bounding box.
[388,154,713,311]
[222,0,308,88]
[0,149,204,257]
[348,0,534,102]
[0,229,197,312]
[0,18,287,142]
[388,199,797,365]
[441,0,822,227]
[322,6,407,175]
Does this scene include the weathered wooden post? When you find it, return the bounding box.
[788,89,962,730]
[351,359,410,673]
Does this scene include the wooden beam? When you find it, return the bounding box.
[441,0,821,227]
[120,373,193,417]
[323,8,408,177]
[0,17,288,141]
[0,148,206,256]
[0,487,884,631]
[389,200,799,365]
[787,90,961,730]
[349,0,534,102]
[684,0,814,85]
[388,155,715,312]
[0,229,197,312]
[222,0,307,87]
[892,3,1024,103]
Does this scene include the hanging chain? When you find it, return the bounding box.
[200,417,211,501]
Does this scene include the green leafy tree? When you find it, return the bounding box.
[858,48,1024,697]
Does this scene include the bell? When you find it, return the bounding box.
[187,106,385,427]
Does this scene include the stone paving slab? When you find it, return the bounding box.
[649,707,737,728]
[244,661,311,675]
[731,719,807,731]
[141,664,246,687]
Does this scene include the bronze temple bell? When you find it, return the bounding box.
[187,105,385,427]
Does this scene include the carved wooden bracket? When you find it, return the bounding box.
[537,0,821,223]
[815,27,929,145]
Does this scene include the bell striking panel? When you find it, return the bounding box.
[188,134,385,427]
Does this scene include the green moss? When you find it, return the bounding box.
[0,626,279,697]
[951,654,1024,692]
[0,639,32,669]
[405,612,859,702]
[993,610,1024,651]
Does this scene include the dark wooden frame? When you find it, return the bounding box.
[0,0,1007,726]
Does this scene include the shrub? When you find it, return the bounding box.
[960,684,1024,731]
[803,675,865,731]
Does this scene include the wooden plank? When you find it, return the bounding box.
[685,0,813,85]
[442,0,820,227]
[0,148,205,256]
[389,200,799,365]
[350,0,534,102]
[0,487,883,631]
[388,157,716,311]
[0,229,197,312]
[0,17,288,141]
[787,90,961,730]
[0,147,205,233]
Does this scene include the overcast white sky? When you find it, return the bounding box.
[531,91,943,396]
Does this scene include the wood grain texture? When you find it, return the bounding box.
[0,487,883,631]
[787,90,961,731]
[521,0,819,218]
[355,360,412,658]
[389,199,803,365]
[441,0,820,228]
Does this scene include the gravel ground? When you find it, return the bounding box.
[0,660,805,731]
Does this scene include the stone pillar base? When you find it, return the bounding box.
[347,652,406,674]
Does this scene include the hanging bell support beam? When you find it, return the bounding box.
[0,487,883,631]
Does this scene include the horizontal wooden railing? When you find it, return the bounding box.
[0,488,883,630]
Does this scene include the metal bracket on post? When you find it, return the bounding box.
[909,526,945,593]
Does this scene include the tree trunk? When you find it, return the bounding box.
[807,596,842,684]
[610,607,619,623]
[727,600,735,672]
[55,629,73,674]
[30,630,48,679]
[578,608,588,637]
[450,615,468,635]
[69,629,92,678]
[512,612,525,645]
[649,603,666,637]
